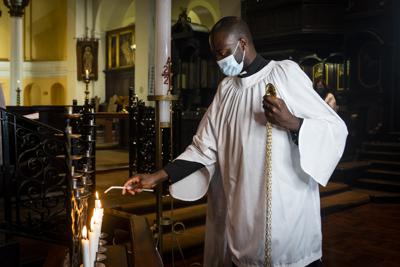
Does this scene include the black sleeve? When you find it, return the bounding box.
[163,159,205,183]
[289,118,304,146]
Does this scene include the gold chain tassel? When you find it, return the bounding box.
[264,83,276,267]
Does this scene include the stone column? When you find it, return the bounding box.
[135,0,155,103]
[4,0,29,105]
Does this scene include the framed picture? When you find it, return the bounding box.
[76,39,99,81]
[337,63,344,90]
[109,35,117,69]
[106,25,135,69]
[312,63,329,84]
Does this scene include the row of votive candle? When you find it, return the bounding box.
[81,192,104,267]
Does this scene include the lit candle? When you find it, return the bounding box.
[85,69,90,80]
[96,204,104,232]
[94,197,104,239]
[81,226,91,267]
[17,80,21,88]
[95,192,101,209]
[89,216,99,266]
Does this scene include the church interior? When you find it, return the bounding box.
[0,0,400,266]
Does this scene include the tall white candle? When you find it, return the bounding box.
[81,226,91,267]
[94,192,104,231]
[85,69,90,80]
[95,191,101,209]
[89,216,99,267]
[92,214,100,234]
[97,207,104,231]
[155,0,172,123]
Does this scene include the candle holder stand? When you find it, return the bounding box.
[65,99,97,267]
[82,75,91,101]
[16,87,21,106]
[147,94,178,255]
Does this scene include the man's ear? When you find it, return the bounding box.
[239,38,247,50]
[209,35,215,53]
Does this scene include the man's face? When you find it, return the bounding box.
[210,31,243,63]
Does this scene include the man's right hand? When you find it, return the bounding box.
[122,169,168,195]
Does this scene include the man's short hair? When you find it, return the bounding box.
[210,16,254,45]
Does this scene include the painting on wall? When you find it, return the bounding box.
[312,63,329,85]
[109,35,117,69]
[76,39,99,81]
[106,25,135,69]
[337,63,345,90]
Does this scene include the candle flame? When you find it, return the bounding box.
[95,191,99,199]
[82,225,87,239]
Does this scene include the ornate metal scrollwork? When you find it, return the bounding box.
[129,90,156,175]
[0,108,69,240]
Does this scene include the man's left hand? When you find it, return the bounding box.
[263,95,301,131]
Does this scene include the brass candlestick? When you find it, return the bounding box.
[83,77,90,101]
[82,70,92,101]
[16,87,21,106]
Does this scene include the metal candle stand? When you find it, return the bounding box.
[16,86,21,106]
[65,97,99,266]
[83,74,91,101]
[147,94,179,255]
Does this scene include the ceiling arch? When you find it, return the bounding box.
[95,0,135,32]
[187,0,219,29]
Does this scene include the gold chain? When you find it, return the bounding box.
[264,83,276,267]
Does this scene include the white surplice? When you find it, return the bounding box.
[169,60,348,267]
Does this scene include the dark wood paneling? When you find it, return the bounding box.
[392,0,400,130]
[345,0,387,15]
[244,0,344,41]
[302,3,344,29]
[6,105,68,130]
[243,0,345,62]
[104,67,134,101]
[243,0,400,135]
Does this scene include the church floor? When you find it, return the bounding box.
[322,203,400,267]
[165,203,400,267]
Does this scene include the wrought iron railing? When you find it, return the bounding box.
[0,107,71,242]
[129,88,156,176]
[1,102,97,266]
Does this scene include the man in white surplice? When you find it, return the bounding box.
[123,17,348,267]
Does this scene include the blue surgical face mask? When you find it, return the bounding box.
[217,41,245,76]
